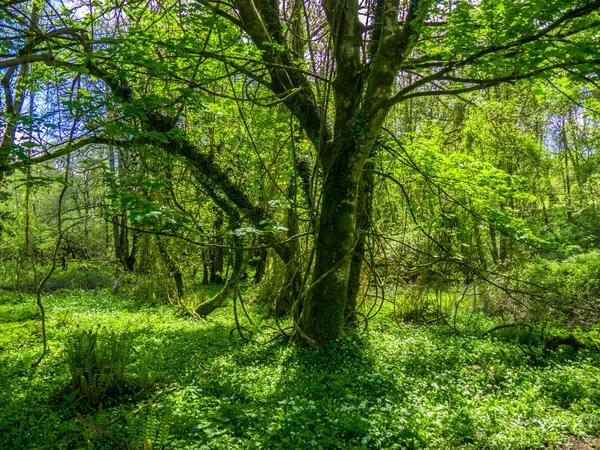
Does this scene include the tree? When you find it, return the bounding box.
[2,0,600,345]
[206,0,600,344]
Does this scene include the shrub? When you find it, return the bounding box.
[66,328,134,408]
[517,251,600,326]
[543,367,600,408]
[121,274,176,305]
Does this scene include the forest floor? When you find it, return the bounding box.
[1,288,600,449]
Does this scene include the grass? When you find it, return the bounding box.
[1,289,600,449]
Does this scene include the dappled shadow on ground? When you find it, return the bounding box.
[158,319,600,449]
[2,290,600,449]
[0,309,234,449]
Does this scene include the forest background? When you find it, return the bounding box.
[2,0,600,448]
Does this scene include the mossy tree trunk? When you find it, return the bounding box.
[346,156,375,322]
[299,138,363,343]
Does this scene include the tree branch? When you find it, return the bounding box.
[391,0,600,103]
[0,54,52,69]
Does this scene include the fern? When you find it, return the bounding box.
[65,328,133,408]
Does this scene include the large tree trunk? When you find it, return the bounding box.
[299,139,361,345]
[345,156,374,322]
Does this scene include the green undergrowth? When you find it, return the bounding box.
[1,290,600,449]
